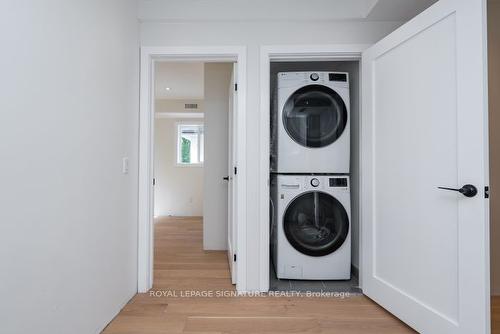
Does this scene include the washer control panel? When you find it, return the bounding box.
[279,176,349,191]
[329,177,348,188]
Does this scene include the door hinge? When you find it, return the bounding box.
[234,166,237,175]
[153,178,156,186]
[233,254,237,262]
[234,83,238,91]
[485,186,490,199]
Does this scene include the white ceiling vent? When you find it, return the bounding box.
[184,103,198,109]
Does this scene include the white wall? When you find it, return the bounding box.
[0,1,139,333]
[154,117,204,216]
[203,63,233,250]
[140,19,403,290]
[155,99,205,113]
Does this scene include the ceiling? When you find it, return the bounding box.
[155,62,204,100]
[151,0,439,99]
[139,0,437,22]
[366,0,437,20]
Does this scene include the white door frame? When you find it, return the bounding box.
[259,44,369,292]
[138,46,247,293]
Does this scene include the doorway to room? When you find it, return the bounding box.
[138,47,247,293]
[152,61,236,290]
[152,61,228,291]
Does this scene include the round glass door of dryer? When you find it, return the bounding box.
[282,84,347,148]
[283,191,349,257]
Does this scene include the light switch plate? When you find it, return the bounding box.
[122,157,129,174]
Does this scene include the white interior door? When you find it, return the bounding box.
[361,0,489,333]
[227,63,238,284]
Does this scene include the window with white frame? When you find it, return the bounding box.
[176,123,204,165]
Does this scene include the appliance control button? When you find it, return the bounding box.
[310,178,320,187]
[310,73,319,81]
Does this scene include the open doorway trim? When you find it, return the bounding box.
[258,44,369,292]
[138,46,247,292]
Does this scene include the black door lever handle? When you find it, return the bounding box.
[438,184,477,198]
[223,176,230,181]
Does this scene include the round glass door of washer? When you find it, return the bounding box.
[283,191,349,257]
[282,85,347,148]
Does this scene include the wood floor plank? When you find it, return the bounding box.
[103,315,186,334]
[184,316,321,333]
[154,269,230,279]
[155,263,229,270]
[493,296,500,334]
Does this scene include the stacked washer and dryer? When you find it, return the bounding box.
[270,71,351,280]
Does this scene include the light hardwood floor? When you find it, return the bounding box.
[493,296,500,334]
[105,216,500,333]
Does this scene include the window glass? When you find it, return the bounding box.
[177,124,204,165]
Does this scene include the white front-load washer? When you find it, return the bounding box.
[270,174,351,280]
[271,71,350,173]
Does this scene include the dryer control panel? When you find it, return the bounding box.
[329,73,348,82]
[277,71,349,88]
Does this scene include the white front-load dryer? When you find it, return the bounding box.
[270,174,351,280]
[271,71,350,173]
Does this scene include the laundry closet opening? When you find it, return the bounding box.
[269,60,361,293]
